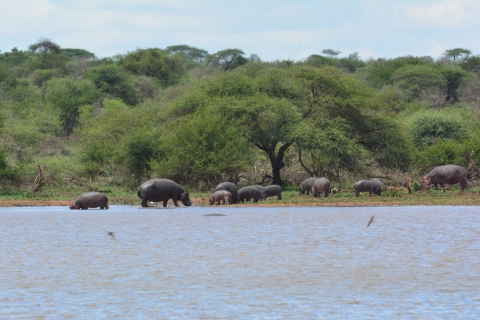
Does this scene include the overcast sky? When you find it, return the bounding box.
[1,0,479,61]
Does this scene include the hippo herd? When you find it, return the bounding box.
[69,164,471,209]
[212,182,283,205]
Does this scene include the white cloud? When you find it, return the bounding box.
[405,0,480,28]
[0,0,57,34]
[1,0,479,60]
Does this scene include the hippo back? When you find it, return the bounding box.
[138,178,191,206]
[312,178,330,197]
[424,165,469,184]
[299,177,319,194]
[215,182,239,203]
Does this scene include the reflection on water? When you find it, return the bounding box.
[1,205,480,318]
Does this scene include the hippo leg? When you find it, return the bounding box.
[141,198,149,207]
[163,200,168,207]
[277,194,282,200]
[173,199,179,207]
[460,181,468,190]
[253,198,258,203]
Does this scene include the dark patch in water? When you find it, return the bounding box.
[203,213,227,217]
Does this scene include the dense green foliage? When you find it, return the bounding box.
[0,40,479,192]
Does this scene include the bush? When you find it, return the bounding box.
[408,110,470,145]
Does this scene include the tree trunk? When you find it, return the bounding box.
[256,142,292,187]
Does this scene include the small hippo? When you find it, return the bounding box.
[311,177,330,198]
[215,182,239,204]
[354,179,383,197]
[238,186,262,203]
[70,192,109,209]
[209,190,232,205]
[299,177,319,195]
[421,164,469,190]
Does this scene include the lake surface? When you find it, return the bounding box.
[1,205,480,318]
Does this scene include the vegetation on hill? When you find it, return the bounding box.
[1,38,480,195]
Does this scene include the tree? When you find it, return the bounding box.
[46,77,97,135]
[322,49,341,58]
[165,45,208,62]
[459,55,480,72]
[359,55,433,88]
[443,48,471,61]
[118,48,186,87]
[153,109,254,188]
[28,38,67,70]
[392,65,446,99]
[62,48,96,59]
[207,49,247,71]
[120,129,160,182]
[232,95,302,186]
[408,109,471,145]
[86,64,138,105]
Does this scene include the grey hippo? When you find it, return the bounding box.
[70,192,109,209]
[137,178,192,207]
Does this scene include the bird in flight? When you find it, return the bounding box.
[367,215,375,228]
[106,231,115,239]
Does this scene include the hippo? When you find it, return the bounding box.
[354,179,383,197]
[311,177,330,198]
[215,182,239,204]
[209,190,232,205]
[263,185,282,200]
[371,178,384,189]
[250,185,266,199]
[421,164,469,190]
[137,178,191,207]
[70,192,109,209]
[299,177,319,195]
[238,186,262,203]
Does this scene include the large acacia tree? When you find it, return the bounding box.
[165,65,411,186]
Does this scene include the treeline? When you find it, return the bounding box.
[1,39,480,191]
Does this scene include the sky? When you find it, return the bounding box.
[1,0,479,61]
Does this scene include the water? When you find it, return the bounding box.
[1,205,480,318]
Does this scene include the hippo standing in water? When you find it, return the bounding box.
[137,179,191,207]
[70,192,109,209]
[421,164,470,190]
[215,182,239,203]
[209,190,232,205]
[354,179,383,197]
[299,177,319,195]
[311,178,330,198]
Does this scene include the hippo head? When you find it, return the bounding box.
[208,196,215,205]
[180,191,192,206]
[299,185,305,195]
[374,187,382,196]
[421,175,432,187]
[69,203,77,210]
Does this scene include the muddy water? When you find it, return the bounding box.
[1,205,479,318]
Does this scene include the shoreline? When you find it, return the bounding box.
[1,196,479,208]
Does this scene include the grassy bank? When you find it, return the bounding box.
[1,184,480,207]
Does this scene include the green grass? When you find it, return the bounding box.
[1,182,480,206]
